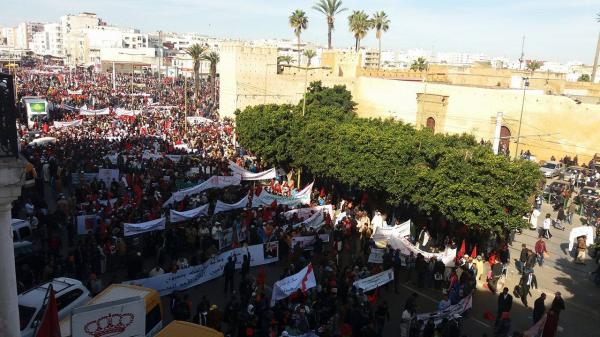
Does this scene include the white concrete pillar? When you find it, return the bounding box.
[0,158,26,337]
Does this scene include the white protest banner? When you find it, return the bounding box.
[126,243,278,296]
[368,248,385,264]
[228,161,277,181]
[98,168,119,186]
[54,120,82,128]
[252,182,314,207]
[67,89,83,95]
[416,295,472,326]
[98,198,118,207]
[214,195,249,214]
[291,234,329,251]
[124,218,166,237]
[69,297,145,337]
[220,228,234,250]
[371,220,411,243]
[394,236,457,267]
[165,154,182,162]
[164,175,242,206]
[80,108,110,116]
[353,269,394,292]
[186,116,214,124]
[292,211,325,230]
[568,226,594,251]
[169,204,209,223]
[77,214,98,235]
[141,151,163,161]
[271,263,316,306]
[284,205,334,221]
[115,108,142,117]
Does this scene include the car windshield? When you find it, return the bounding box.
[542,163,556,169]
[19,305,36,330]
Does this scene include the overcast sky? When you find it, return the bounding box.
[1,0,599,63]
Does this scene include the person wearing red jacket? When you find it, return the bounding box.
[535,238,548,267]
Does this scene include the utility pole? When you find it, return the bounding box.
[592,32,600,83]
[492,112,503,155]
[518,36,525,71]
[158,30,162,84]
[514,77,529,160]
[112,61,116,91]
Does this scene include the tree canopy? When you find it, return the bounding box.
[235,82,541,234]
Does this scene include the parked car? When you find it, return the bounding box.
[19,278,91,337]
[539,161,565,178]
[12,219,33,242]
[546,181,570,195]
[562,166,588,181]
[577,187,600,204]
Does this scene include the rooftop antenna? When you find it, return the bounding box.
[518,36,525,70]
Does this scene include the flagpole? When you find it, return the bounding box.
[33,284,52,337]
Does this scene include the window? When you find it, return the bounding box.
[19,305,36,330]
[56,289,83,311]
[19,226,32,240]
[145,304,162,334]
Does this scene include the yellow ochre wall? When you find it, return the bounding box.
[220,46,600,162]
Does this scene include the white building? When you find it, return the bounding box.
[60,12,100,64]
[1,27,16,48]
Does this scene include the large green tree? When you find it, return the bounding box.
[313,0,347,49]
[236,82,541,234]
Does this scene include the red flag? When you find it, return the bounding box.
[483,310,495,322]
[300,263,314,292]
[367,288,379,304]
[35,285,61,337]
[471,245,477,258]
[457,240,466,258]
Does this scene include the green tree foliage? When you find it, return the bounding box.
[410,57,428,72]
[236,82,541,233]
[303,81,357,119]
[348,10,371,51]
[526,60,543,72]
[577,74,590,82]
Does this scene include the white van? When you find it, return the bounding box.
[19,278,91,337]
[12,219,33,242]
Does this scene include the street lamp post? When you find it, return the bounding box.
[514,77,529,160]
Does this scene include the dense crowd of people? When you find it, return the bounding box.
[10,63,589,337]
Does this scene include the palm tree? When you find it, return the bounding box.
[526,60,543,72]
[348,10,371,51]
[303,50,317,67]
[289,10,309,65]
[313,0,347,49]
[410,57,428,72]
[372,11,390,69]
[277,55,293,65]
[202,51,220,101]
[186,43,208,99]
